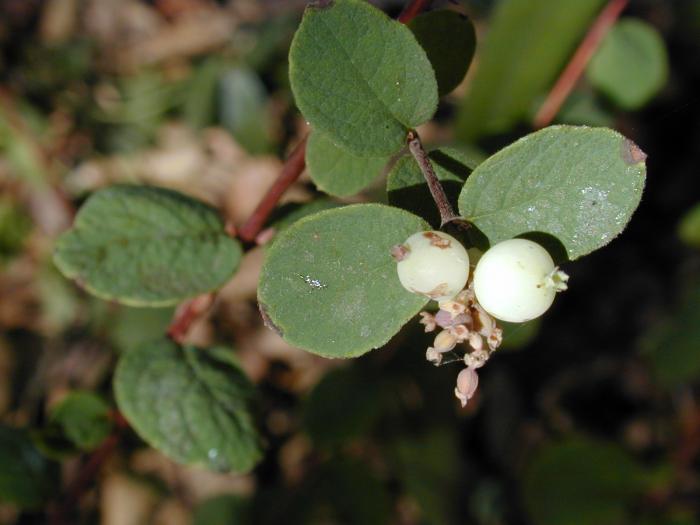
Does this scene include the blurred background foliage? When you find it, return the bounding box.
[1,0,699,524]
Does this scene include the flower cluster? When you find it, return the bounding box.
[419,285,503,407]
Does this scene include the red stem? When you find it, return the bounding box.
[533,0,629,129]
[237,135,308,243]
[398,0,431,24]
[167,293,215,344]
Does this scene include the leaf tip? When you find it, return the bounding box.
[621,138,647,165]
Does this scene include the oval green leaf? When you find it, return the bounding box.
[587,18,669,110]
[114,339,263,473]
[458,126,646,260]
[258,204,429,358]
[219,66,272,154]
[50,391,111,451]
[306,130,389,197]
[387,147,479,228]
[289,0,438,156]
[54,185,242,307]
[409,10,476,96]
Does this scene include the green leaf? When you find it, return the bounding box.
[270,199,344,234]
[642,282,700,387]
[458,126,646,260]
[409,10,476,96]
[96,71,182,153]
[114,339,262,472]
[0,425,58,508]
[303,365,383,447]
[219,66,272,154]
[456,0,605,140]
[183,57,222,129]
[109,305,175,353]
[678,203,700,248]
[500,319,540,350]
[258,204,429,358]
[53,185,242,307]
[387,147,479,228]
[587,18,669,110]
[289,0,438,156]
[306,130,389,197]
[193,494,251,525]
[50,391,111,450]
[523,438,649,525]
[553,89,614,127]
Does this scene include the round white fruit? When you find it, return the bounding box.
[396,231,469,303]
[473,239,565,323]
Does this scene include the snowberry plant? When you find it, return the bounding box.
[52,0,647,473]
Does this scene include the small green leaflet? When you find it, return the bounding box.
[306,130,389,197]
[50,391,112,450]
[458,126,646,260]
[289,0,438,156]
[219,66,272,154]
[114,339,263,472]
[587,18,669,110]
[258,204,429,358]
[409,10,476,96]
[54,185,242,307]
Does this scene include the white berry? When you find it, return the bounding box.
[394,231,469,303]
[473,239,568,323]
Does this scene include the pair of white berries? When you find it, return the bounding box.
[395,231,569,323]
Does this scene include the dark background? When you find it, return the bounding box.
[1,0,699,524]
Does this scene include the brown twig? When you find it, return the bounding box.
[407,130,459,227]
[237,135,308,243]
[167,293,216,344]
[533,0,628,129]
[398,0,432,24]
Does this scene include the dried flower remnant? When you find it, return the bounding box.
[455,367,479,407]
[418,282,503,406]
[419,311,436,332]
